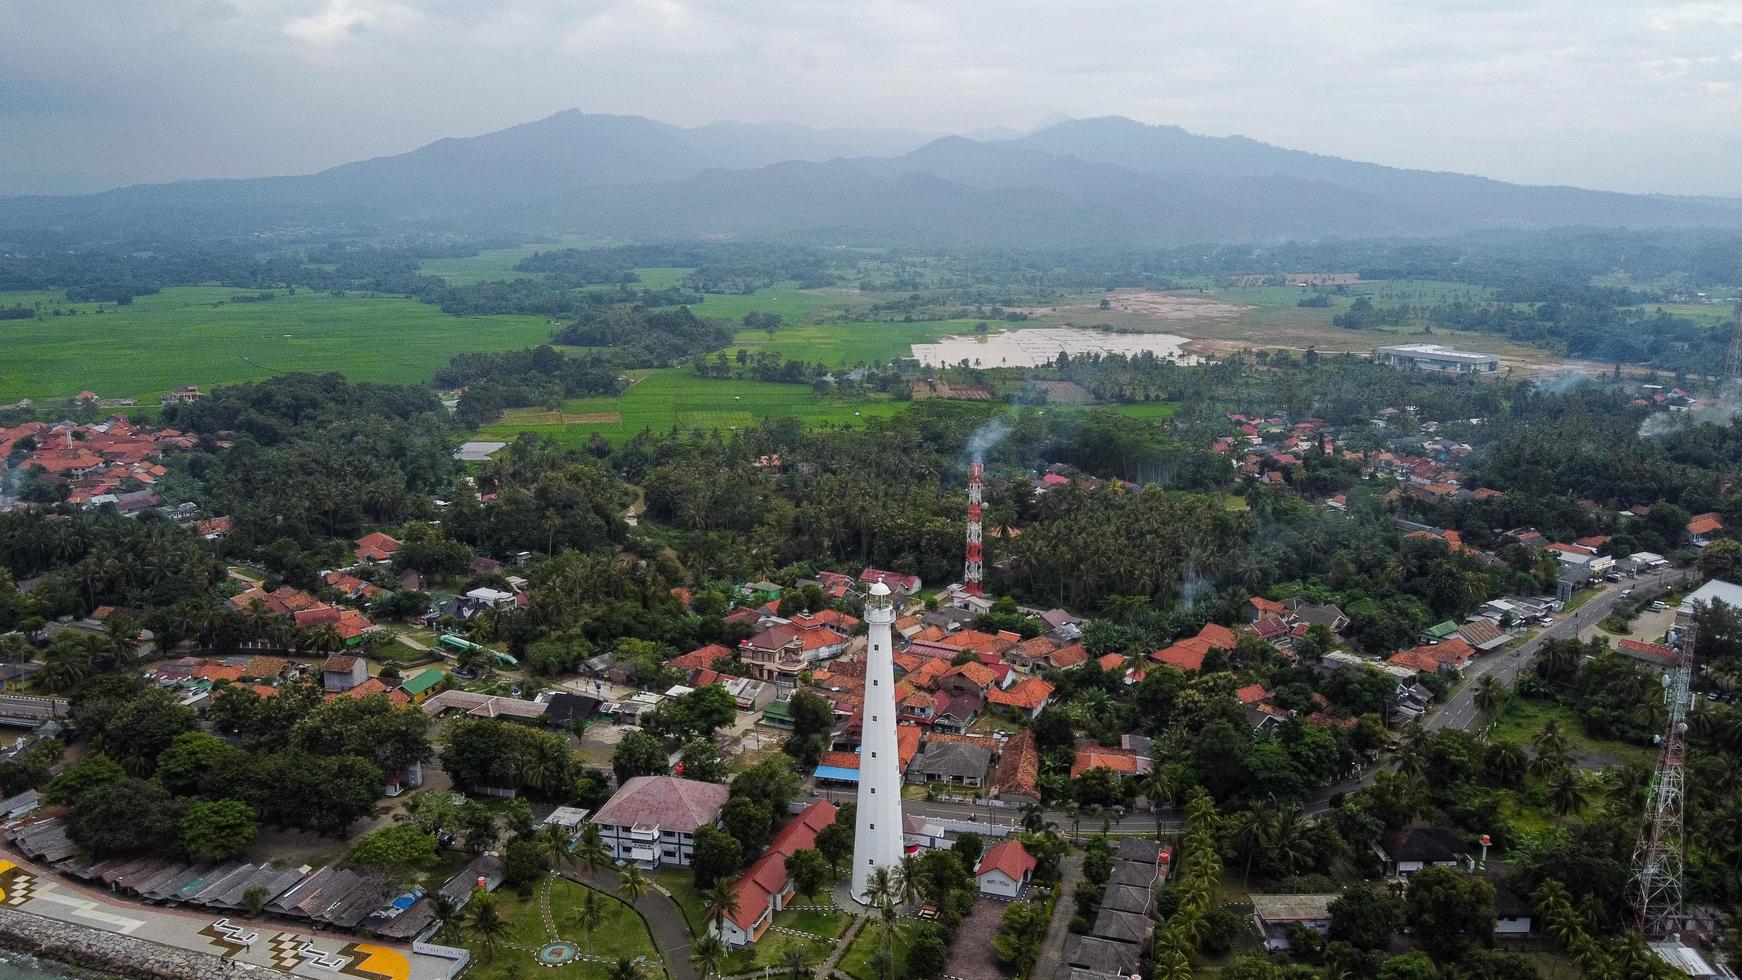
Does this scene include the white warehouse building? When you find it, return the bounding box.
[1374,343,1499,374]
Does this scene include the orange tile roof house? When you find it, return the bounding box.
[977,839,1037,898]
[1070,746,1151,779]
[1150,623,1239,672]
[1688,512,1725,543]
[714,800,838,947]
[1048,643,1090,670]
[353,531,403,564]
[986,677,1054,718]
[1004,635,1062,669]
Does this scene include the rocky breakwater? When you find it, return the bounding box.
[0,907,290,978]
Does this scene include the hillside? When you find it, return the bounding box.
[4,110,1740,244]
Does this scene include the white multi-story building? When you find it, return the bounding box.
[851,580,906,903]
[589,776,729,870]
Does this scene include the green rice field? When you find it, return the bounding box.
[0,286,554,404]
[724,318,980,366]
[476,369,909,445]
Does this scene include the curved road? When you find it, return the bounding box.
[815,570,1696,834]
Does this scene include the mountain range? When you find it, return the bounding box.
[5,109,1740,245]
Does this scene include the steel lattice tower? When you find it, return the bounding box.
[964,461,984,596]
[1631,620,1694,936]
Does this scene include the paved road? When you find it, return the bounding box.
[1427,567,1693,732]
[1029,852,1083,980]
[811,571,1698,833]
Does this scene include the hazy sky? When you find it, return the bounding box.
[3,0,1741,195]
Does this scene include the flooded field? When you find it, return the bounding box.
[911,327,1201,368]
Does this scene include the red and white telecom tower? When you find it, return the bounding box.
[1631,619,1694,936]
[964,462,984,596]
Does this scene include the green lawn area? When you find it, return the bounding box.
[457,876,662,980]
[775,905,849,938]
[838,919,916,980]
[722,927,836,973]
[679,282,866,325]
[1489,697,1654,768]
[476,369,909,445]
[0,286,554,404]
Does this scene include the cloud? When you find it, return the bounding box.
[1,0,1740,195]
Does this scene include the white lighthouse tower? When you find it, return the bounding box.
[850,579,906,903]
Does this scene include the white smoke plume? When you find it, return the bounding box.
[1638,397,1742,440]
[967,417,1011,463]
[1533,371,1594,396]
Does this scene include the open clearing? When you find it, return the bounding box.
[0,286,554,404]
[1037,281,1593,374]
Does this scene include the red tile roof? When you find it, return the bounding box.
[992,729,1041,800]
[977,839,1036,883]
[1070,746,1145,778]
[354,531,402,562]
[986,677,1053,712]
[1689,512,1724,536]
[1048,643,1089,669]
[1236,684,1270,706]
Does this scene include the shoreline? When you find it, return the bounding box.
[0,907,288,979]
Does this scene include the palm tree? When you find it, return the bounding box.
[781,946,809,980]
[538,822,574,872]
[427,892,460,942]
[301,626,341,654]
[1550,768,1588,821]
[1485,741,1528,787]
[1226,807,1267,884]
[576,824,611,877]
[700,879,740,937]
[1474,674,1508,726]
[895,854,925,907]
[607,957,644,980]
[467,892,508,962]
[618,865,651,906]
[575,887,609,954]
[691,934,726,980]
[1530,721,1569,773]
[1266,805,1314,876]
[1142,768,1177,834]
[1019,804,1048,834]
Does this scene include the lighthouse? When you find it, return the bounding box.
[850,578,906,903]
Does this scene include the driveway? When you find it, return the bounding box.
[562,868,696,980]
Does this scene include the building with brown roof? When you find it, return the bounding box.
[590,776,730,869]
[986,676,1054,718]
[991,729,1041,803]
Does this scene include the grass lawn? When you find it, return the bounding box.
[1561,589,1599,614]
[774,905,849,938]
[838,919,917,980]
[417,243,570,284]
[0,285,555,405]
[457,876,661,980]
[476,369,909,445]
[1102,402,1180,420]
[1489,697,1654,768]
[722,927,836,973]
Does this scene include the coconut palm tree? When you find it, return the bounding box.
[426,892,460,942]
[467,892,508,962]
[781,946,809,980]
[1485,741,1528,787]
[1474,674,1508,726]
[1550,768,1588,821]
[618,865,651,906]
[895,854,925,907]
[538,822,573,872]
[607,957,644,980]
[575,887,608,954]
[1266,805,1315,876]
[691,934,726,980]
[303,622,343,653]
[576,824,611,877]
[700,880,740,937]
[1226,807,1267,884]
